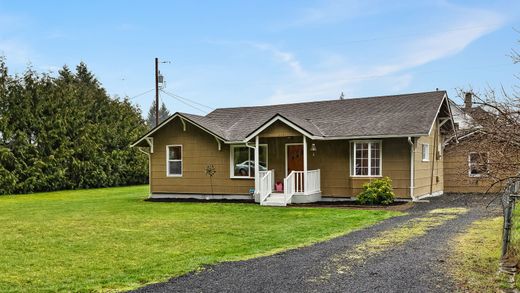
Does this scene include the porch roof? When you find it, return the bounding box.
[132,90,454,146]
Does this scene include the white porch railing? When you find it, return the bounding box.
[283,169,320,204]
[259,169,275,204]
[306,169,321,194]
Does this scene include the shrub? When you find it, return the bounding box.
[356,176,395,205]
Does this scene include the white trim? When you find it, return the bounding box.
[350,140,382,177]
[241,133,428,144]
[229,144,268,179]
[145,137,154,153]
[408,137,415,200]
[214,136,222,151]
[131,113,226,147]
[150,193,253,201]
[166,144,183,177]
[244,115,315,142]
[254,136,260,194]
[415,190,443,201]
[285,143,304,177]
[427,93,449,136]
[180,117,187,131]
[421,143,430,162]
[468,151,489,177]
[303,136,308,194]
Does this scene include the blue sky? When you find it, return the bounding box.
[1,1,519,116]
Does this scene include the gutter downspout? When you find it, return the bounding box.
[408,137,415,201]
[138,147,152,197]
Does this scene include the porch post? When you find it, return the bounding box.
[303,135,308,195]
[255,135,260,194]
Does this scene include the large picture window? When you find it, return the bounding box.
[166,145,182,176]
[230,145,268,178]
[351,141,381,177]
[468,152,488,177]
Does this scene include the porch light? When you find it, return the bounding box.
[311,143,317,156]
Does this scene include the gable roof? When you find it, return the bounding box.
[132,90,452,146]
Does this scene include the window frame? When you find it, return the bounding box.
[422,143,430,162]
[166,144,183,177]
[229,144,268,179]
[350,140,383,178]
[468,152,489,177]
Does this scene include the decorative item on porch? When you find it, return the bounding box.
[275,181,283,192]
[205,164,216,195]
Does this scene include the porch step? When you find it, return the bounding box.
[261,193,287,207]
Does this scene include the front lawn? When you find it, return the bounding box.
[0,186,400,292]
[450,210,520,291]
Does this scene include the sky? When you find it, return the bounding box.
[1,0,519,117]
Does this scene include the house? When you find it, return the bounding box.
[132,91,455,206]
[444,93,519,193]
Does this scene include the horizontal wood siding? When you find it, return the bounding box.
[308,138,411,198]
[150,118,254,195]
[413,120,443,197]
[444,138,502,193]
[259,121,301,138]
[148,119,417,199]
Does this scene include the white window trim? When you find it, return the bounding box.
[350,140,382,178]
[422,143,430,162]
[468,152,489,178]
[229,144,268,179]
[166,145,183,177]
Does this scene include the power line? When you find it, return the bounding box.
[129,88,154,100]
[161,89,214,110]
[329,23,504,46]
[160,90,210,114]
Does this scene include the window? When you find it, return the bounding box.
[422,144,430,162]
[351,141,381,177]
[166,145,182,176]
[468,152,488,177]
[230,145,268,178]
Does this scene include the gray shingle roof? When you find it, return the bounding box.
[204,90,447,141]
[133,90,448,146]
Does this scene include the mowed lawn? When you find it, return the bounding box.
[0,186,401,292]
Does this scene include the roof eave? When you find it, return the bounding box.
[130,112,227,147]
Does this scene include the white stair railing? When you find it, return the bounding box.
[306,169,321,194]
[259,170,274,204]
[284,171,304,203]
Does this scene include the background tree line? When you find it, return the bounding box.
[0,58,148,195]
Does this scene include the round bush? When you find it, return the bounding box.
[356,176,395,205]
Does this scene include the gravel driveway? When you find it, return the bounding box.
[131,194,501,293]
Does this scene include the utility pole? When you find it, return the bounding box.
[155,57,159,127]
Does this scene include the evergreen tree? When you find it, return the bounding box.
[146,101,171,129]
[0,58,148,195]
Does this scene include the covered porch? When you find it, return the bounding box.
[244,118,322,206]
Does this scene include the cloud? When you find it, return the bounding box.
[262,4,508,104]
[248,42,306,76]
[278,0,383,28]
[374,7,506,75]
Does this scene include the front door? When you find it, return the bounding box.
[287,144,304,191]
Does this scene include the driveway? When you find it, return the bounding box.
[131,194,501,293]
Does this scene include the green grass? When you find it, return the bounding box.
[0,186,401,292]
[450,207,520,292]
[450,216,504,292]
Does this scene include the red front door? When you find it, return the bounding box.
[287,144,304,191]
